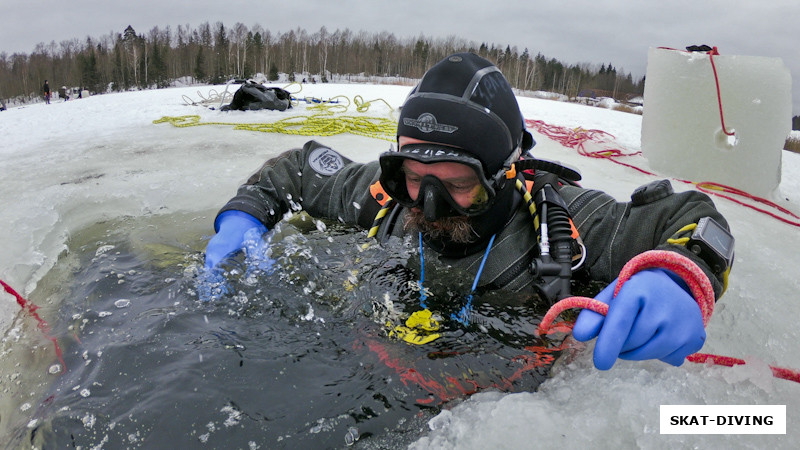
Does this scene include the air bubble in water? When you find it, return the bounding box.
[345,427,359,446]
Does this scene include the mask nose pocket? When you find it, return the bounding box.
[423,186,439,221]
[420,176,461,221]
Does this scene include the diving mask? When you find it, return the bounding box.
[379,143,517,220]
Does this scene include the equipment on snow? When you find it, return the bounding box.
[221,81,292,112]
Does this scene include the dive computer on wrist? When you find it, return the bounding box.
[687,216,735,276]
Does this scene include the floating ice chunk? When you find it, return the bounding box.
[221,405,243,427]
[82,412,96,428]
[95,244,115,256]
[300,304,315,321]
[114,298,131,308]
[344,426,359,446]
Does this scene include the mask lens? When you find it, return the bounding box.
[406,168,494,218]
[467,184,490,211]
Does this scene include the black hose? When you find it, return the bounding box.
[530,184,574,302]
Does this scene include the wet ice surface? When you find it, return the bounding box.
[2,84,800,448]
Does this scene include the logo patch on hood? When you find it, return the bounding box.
[402,113,458,134]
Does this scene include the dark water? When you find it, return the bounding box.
[8,212,571,449]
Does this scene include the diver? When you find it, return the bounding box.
[203,53,734,371]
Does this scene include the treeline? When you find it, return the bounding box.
[0,22,644,104]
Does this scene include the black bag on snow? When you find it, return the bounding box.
[222,81,292,111]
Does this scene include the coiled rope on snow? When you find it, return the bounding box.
[161,83,398,142]
[154,113,398,142]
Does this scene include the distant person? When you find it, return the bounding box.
[203,53,734,371]
[43,80,51,104]
[58,86,69,102]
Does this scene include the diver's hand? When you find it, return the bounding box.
[572,268,706,370]
[204,210,267,269]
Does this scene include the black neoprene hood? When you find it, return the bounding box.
[395,53,533,175]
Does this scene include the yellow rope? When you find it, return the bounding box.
[353,95,395,113]
[154,113,397,142]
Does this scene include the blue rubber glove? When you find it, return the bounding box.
[572,268,706,370]
[198,211,271,302]
[204,210,268,269]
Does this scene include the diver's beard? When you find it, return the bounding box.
[403,209,477,243]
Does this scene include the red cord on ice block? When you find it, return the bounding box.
[707,46,736,137]
[1,279,66,373]
[537,250,800,385]
[654,45,735,137]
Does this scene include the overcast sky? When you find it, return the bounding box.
[3,0,798,114]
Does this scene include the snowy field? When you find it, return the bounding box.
[2,82,800,448]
